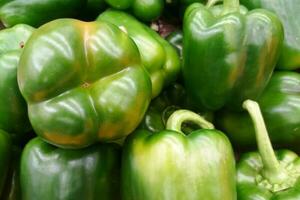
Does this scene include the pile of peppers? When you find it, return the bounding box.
[0,0,299,199]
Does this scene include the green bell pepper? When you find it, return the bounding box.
[240,0,300,70]
[97,9,180,98]
[217,72,300,151]
[21,137,121,200]
[122,109,236,200]
[1,146,21,200]
[0,0,86,27]
[104,0,164,21]
[0,130,12,197]
[139,83,191,132]
[166,30,183,60]
[183,0,283,111]
[237,99,300,200]
[139,83,213,133]
[0,24,34,141]
[18,19,152,149]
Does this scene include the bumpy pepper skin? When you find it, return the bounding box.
[18,19,152,149]
[21,138,121,200]
[122,110,236,200]
[0,24,34,139]
[238,150,300,200]
[105,0,164,21]
[217,72,300,151]
[97,10,180,98]
[0,130,12,197]
[183,2,283,111]
[0,0,86,27]
[240,0,300,70]
[237,100,300,200]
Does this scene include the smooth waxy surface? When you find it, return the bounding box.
[123,129,236,200]
[0,0,86,27]
[21,138,121,200]
[98,10,180,98]
[0,24,34,137]
[18,19,152,149]
[217,72,300,151]
[122,110,236,200]
[183,3,283,110]
[241,0,300,70]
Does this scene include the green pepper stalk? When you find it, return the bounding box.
[217,72,300,151]
[209,0,240,14]
[244,100,291,189]
[237,100,300,199]
[166,109,214,131]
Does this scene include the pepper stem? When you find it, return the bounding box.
[166,109,214,134]
[206,0,221,8]
[243,100,288,184]
[206,0,240,14]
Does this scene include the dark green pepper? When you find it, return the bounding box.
[18,19,152,149]
[122,109,236,200]
[0,130,12,197]
[97,10,180,98]
[0,24,34,141]
[0,0,86,27]
[139,83,213,133]
[1,146,21,200]
[104,0,164,21]
[183,0,283,110]
[139,84,184,132]
[217,72,300,151]
[237,99,300,200]
[240,0,300,70]
[166,30,183,60]
[139,83,190,132]
[21,138,121,200]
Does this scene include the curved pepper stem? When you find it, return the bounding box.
[206,0,221,8]
[166,109,214,134]
[243,100,289,184]
[206,0,240,14]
